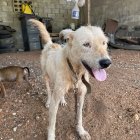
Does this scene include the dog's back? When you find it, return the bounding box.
[0,66,29,82]
[29,19,63,80]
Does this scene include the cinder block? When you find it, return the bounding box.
[32,2,38,7]
[55,5,61,9]
[59,0,66,5]
[44,8,52,14]
[48,13,56,18]
[50,4,55,9]
[1,1,8,6]
[59,9,66,14]
[51,9,59,14]
[2,6,13,12]
[2,16,13,23]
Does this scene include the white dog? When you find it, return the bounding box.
[29,19,111,140]
[59,29,73,41]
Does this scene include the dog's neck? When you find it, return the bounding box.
[63,45,85,76]
[64,47,91,94]
[66,58,78,81]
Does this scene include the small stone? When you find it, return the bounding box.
[13,127,17,132]
[36,116,40,120]
[134,114,139,121]
[18,123,22,127]
[0,109,2,112]
[19,100,22,103]
[12,113,16,116]
[118,115,122,119]
[34,134,37,138]
[9,139,13,140]
[129,130,133,135]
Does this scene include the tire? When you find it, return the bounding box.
[0,37,14,46]
[0,34,12,39]
[110,42,140,50]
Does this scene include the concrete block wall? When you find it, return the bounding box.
[32,0,75,32]
[0,0,23,49]
[91,0,140,27]
[0,0,75,49]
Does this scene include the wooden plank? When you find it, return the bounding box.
[50,33,59,37]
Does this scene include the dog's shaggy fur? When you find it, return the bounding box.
[59,29,73,41]
[29,19,111,140]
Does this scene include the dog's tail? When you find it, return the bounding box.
[28,19,52,45]
[23,67,30,77]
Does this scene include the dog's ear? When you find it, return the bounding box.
[67,33,73,47]
[105,36,109,43]
[59,33,64,40]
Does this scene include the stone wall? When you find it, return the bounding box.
[91,0,140,27]
[32,0,75,32]
[0,0,75,49]
[0,0,23,49]
[1,0,139,49]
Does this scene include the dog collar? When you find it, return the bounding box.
[66,58,91,94]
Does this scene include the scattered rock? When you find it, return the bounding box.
[12,113,16,116]
[134,114,139,121]
[36,116,40,120]
[34,134,37,138]
[118,115,123,119]
[13,127,17,132]
[18,124,22,127]
[19,100,22,103]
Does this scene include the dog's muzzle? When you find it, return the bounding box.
[81,59,111,81]
[81,61,93,75]
[99,59,111,69]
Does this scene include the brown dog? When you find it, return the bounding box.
[0,66,30,97]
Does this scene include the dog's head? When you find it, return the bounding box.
[59,29,73,43]
[67,26,111,81]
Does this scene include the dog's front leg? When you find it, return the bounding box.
[47,86,64,140]
[76,82,91,140]
[0,82,6,97]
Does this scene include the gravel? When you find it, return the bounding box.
[0,49,140,140]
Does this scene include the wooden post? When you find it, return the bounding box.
[87,0,91,25]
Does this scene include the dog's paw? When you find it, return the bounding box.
[79,131,91,140]
[60,97,67,106]
[77,126,91,140]
[48,134,55,140]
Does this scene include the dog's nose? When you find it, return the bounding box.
[99,59,111,68]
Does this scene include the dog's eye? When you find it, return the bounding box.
[83,42,90,48]
[103,41,106,45]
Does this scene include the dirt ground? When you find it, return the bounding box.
[0,48,140,140]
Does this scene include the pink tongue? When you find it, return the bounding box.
[92,69,107,81]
